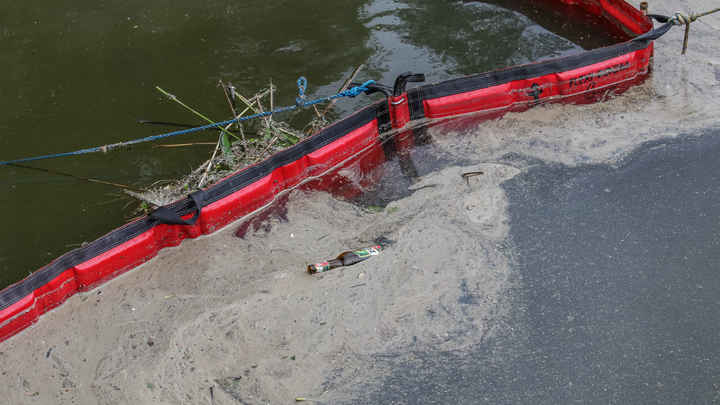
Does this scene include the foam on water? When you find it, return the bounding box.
[0,1,717,403]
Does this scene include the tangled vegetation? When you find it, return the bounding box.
[127,66,363,212]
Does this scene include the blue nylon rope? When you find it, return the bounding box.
[0,79,376,167]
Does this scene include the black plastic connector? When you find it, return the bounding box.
[392,72,425,97]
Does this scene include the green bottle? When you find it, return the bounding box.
[307,246,382,274]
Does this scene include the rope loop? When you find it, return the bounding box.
[296,76,308,107]
[296,76,307,95]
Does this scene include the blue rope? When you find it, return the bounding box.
[296,76,308,106]
[0,79,376,167]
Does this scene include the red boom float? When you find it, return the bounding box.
[0,0,668,342]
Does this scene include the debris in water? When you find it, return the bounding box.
[214,377,245,402]
[373,236,395,247]
[461,170,484,184]
[127,66,365,212]
[307,246,381,274]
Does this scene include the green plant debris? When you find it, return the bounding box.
[127,67,364,212]
[127,83,305,209]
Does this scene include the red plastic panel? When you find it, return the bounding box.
[305,134,387,200]
[558,0,652,35]
[598,0,653,35]
[32,269,78,314]
[0,294,38,342]
[74,228,161,291]
[0,269,79,342]
[390,94,411,129]
[423,44,652,120]
[200,119,381,233]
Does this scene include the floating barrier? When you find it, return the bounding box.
[0,0,688,342]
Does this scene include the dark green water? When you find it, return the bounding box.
[0,0,622,288]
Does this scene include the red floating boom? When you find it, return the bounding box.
[0,0,670,343]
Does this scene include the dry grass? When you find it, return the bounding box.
[126,69,363,213]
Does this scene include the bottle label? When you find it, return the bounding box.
[353,246,382,259]
[311,262,332,273]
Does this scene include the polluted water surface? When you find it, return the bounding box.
[0,0,719,404]
[0,0,622,288]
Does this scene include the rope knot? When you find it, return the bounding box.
[338,80,376,98]
[672,11,697,25]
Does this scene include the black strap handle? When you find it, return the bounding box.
[393,72,425,97]
[149,190,206,226]
[647,14,671,23]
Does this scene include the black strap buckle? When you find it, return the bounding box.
[149,190,206,226]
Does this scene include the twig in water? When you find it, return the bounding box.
[138,120,242,133]
[275,125,300,139]
[312,105,323,119]
[269,78,274,118]
[222,88,269,161]
[198,136,223,188]
[198,87,265,188]
[254,135,279,162]
[219,80,247,149]
[255,95,272,129]
[155,86,240,142]
[234,90,272,128]
[123,190,163,208]
[153,142,217,148]
[146,179,175,189]
[199,118,241,188]
[305,64,364,134]
[322,64,364,117]
[9,163,143,192]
